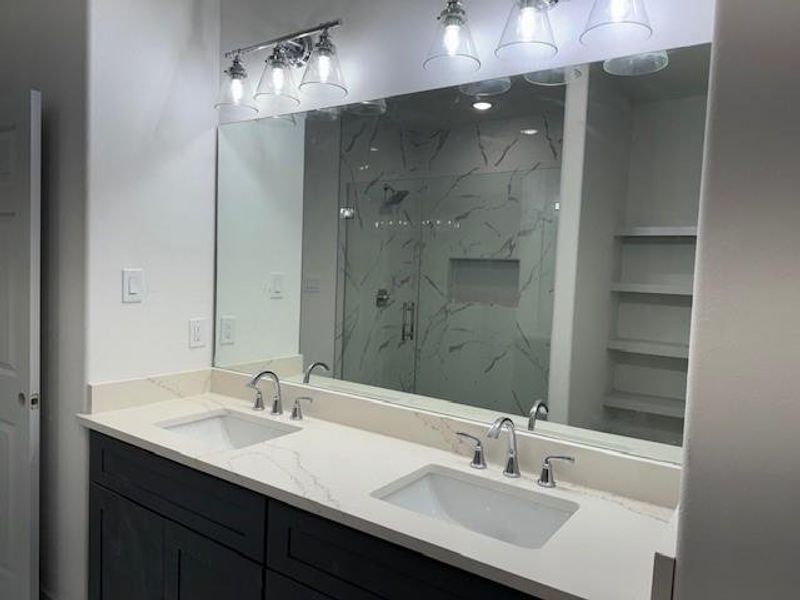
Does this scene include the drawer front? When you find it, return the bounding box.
[267,502,536,600]
[266,571,335,599]
[90,431,266,562]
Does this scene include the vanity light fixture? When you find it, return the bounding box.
[218,20,346,114]
[472,100,493,111]
[300,29,349,102]
[603,50,669,76]
[496,0,559,62]
[424,0,481,77]
[215,54,258,114]
[255,46,301,113]
[580,0,653,46]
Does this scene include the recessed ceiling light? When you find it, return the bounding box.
[473,101,493,111]
[520,128,539,136]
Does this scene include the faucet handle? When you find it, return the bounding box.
[291,397,313,421]
[456,432,487,470]
[537,455,575,488]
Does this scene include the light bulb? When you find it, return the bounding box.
[230,79,244,103]
[317,54,331,83]
[609,0,629,20]
[444,23,462,56]
[271,66,285,92]
[473,101,493,111]
[517,6,538,40]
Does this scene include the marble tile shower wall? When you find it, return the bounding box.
[332,108,564,417]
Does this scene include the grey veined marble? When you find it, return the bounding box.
[335,106,563,418]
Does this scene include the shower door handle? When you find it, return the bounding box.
[402,302,416,342]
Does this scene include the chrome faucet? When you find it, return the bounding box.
[537,455,575,488]
[528,399,549,431]
[487,417,520,478]
[455,432,487,469]
[304,361,330,384]
[246,370,282,414]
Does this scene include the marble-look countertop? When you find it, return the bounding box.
[79,393,673,600]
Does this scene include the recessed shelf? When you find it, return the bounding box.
[608,339,689,359]
[610,282,693,296]
[604,391,686,419]
[616,226,697,238]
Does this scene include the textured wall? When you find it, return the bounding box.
[676,0,800,597]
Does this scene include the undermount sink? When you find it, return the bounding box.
[373,466,578,549]
[158,411,299,453]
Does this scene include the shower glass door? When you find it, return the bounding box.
[339,178,424,393]
[338,167,560,417]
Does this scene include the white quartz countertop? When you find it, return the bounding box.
[78,393,673,600]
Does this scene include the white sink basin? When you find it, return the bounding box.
[373,466,578,549]
[158,411,299,453]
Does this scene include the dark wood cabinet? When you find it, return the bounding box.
[164,521,263,600]
[89,432,540,600]
[90,482,264,600]
[89,484,164,600]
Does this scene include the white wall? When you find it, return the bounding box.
[87,0,220,383]
[676,1,800,597]
[221,0,714,119]
[564,70,630,430]
[216,118,306,367]
[0,1,89,599]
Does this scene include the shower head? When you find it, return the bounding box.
[382,184,409,208]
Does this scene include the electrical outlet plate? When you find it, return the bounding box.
[188,318,207,349]
[219,316,236,346]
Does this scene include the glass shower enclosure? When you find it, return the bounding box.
[336,167,560,417]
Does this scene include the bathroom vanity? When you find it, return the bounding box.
[89,431,534,600]
[81,381,676,600]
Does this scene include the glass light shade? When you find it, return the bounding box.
[300,32,348,102]
[580,0,652,46]
[215,56,258,115]
[603,50,669,76]
[423,2,481,77]
[255,53,301,114]
[524,65,585,86]
[495,1,558,62]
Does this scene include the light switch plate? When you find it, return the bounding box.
[269,272,285,299]
[188,318,207,349]
[122,269,145,303]
[219,316,236,346]
[303,276,321,294]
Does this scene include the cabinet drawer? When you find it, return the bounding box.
[90,431,266,562]
[267,502,536,600]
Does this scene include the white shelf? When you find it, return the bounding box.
[610,282,693,296]
[616,226,697,238]
[604,391,686,419]
[608,339,689,359]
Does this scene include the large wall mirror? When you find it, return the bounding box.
[215,43,710,463]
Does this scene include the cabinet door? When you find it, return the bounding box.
[89,484,165,600]
[164,521,263,600]
[265,571,334,599]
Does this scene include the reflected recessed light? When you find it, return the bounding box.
[473,101,493,111]
[521,128,539,136]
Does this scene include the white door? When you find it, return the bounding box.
[0,90,41,600]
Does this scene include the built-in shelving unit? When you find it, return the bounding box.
[604,391,686,419]
[610,282,693,296]
[615,226,698,238]
[607,338,690,359]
